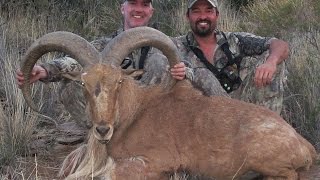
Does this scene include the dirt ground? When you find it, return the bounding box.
[3,121,320,180]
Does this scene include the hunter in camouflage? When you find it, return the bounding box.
[174,31,287,114]
[171,0,289,114]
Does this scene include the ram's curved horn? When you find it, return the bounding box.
[101,27,181,68]
[20,31,100,112]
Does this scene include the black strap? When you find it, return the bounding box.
[190,46,221,76]
[138,46,150,69]
[219,32,242,68]
[220,33,234,65]
[186,37,221,77]
[121,58,132,69]
[186,33,243,93]
[186,33,243,74]
[112,27,153,70]
[138,23,159,69]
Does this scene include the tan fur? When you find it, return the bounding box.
[67,63,317,180]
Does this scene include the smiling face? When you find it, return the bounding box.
[187,0,219,37]
[121,0,154,30]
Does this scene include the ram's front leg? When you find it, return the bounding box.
[114,158,168,180]
[262,170,299,180]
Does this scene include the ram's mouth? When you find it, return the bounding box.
[98,139,110,144]
[93,124,114,144]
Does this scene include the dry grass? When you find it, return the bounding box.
[242,0,320,37]
[282,30,320,150]
[218,1,241,32]
[0,0,319,179]
[0,8,62,178]
[0,42,39,168]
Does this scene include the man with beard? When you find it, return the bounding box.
[171,0,289,114]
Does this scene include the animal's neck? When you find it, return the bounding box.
[110,80,160,144]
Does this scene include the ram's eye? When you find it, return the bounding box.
[119,79,123,84]
[81,82,85,86]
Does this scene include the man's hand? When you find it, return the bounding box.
[170,62,186,80]
[16,65,48,88]
[254,61,277,88]
[254,39,289,88]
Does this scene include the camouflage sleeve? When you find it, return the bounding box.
[185,67,195,81]
[39,36,113,83]
[91,37,112,52]
[39,57,83,82]
[170,37,194,81]
[228,32,276,56]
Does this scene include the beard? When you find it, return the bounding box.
[191,20,216,37]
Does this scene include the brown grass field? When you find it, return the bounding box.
[0,0,320,179]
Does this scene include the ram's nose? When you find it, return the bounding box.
[96,126,110,137]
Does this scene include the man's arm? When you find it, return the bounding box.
[16,56,82,87]
[36,37,112,82]
[231,32,289,88]
[266,39,289,65]
[16,65,48,87]
[16,36,110,86]
[254,39,289,88]
[39,57,83,82]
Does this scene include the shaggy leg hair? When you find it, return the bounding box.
[58,131,115,179]
[57,131,194,180]
[58,144,87,178]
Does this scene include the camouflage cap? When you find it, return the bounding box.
[188,0,218,9]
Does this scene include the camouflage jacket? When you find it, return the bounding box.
[173,30,276,81]
[40,28,162,82]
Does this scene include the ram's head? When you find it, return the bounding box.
[20,27,182,142]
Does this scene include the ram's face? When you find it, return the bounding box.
[82,64,124,144]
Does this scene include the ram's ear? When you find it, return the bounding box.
[61,71,83,81]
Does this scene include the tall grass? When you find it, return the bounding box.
[218,1,241,32]
[283,30,320,150]
[0,48,38,169]
[240,0,318,38]
[0,6,61,177]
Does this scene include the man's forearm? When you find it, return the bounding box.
[267,39,289,65]
[39,57,83,82]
